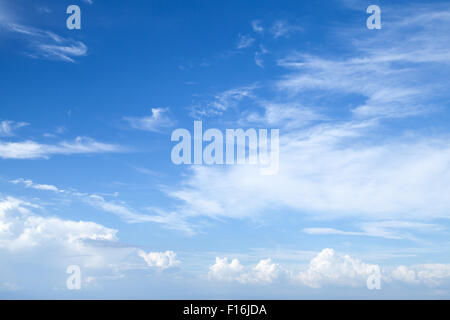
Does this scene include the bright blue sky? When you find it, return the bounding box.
[1,0,450,299]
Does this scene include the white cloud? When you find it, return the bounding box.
[206,249,450,289]
[0,195,181,293]
[37,7,52,14]
[0,196,117,251]
[138,250,179,269]
[392,264,450,287]
[208,257,280,284]
[254,45,268,68]
[270,20,302,39]
[237,34,255,49]
[276,8,450,120]
[3,22,87,62]
[0,136,124,159]
[37,42,87,63]
[303,228,364,236]
[0,120,28,137]
[125,108,174,133]
[391,266,420,284]
[209,257,244,282]
[165,129,450,224]
[296,248,380,288]
[163,6,450,228]
[246,101,322,128]
[86,194,195,235]
[251,20,264,33]
[252,258,280,283]
[191,86,256,117]
[8,177,195,235]
[10,178,63,193]
[303,221,443,241]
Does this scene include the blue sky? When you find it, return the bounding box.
[1,0,450,299]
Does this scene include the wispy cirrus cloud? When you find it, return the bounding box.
[237,34,255,49]
[7,177,196,235]
[303,221,444,241]
[9,178,63,193]
[190,85,256,117]
[2,21,87,62]
[0,120,28,137]
[276,7,450,119]
[86,194,195,235]
[159,4,450,236]
[269,20,303,39]
[0,136,125,159]
[124,108,175,133]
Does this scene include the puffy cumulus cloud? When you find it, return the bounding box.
[296,248,380,288]
[208,257,280,284]
[391,264,450,287]
[252,259,280,283]
[0,196,117,251]
[138,250,179,269]
[0,196,182,294]
[207,249,450,290]
[0,196,33,215]
[209,257,244,282]
[3,216,117,251]
[391,265,419,284]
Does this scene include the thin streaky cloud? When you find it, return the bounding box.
[10,178,63,193]
[0,137,126,159]
[7,177,195,235]
[3,22,87,62]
